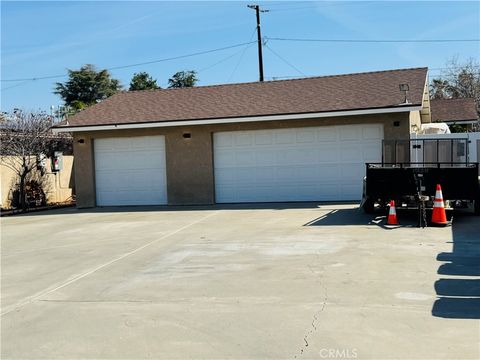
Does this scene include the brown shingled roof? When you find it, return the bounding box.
[430,98,478,123]
[61,67,428,128]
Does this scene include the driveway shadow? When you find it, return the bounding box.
[304,207,422,228]
[432,211,480,319]
[3,201,360,217]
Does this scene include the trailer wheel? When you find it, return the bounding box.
[362,197,375,214]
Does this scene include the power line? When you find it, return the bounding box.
[228,27,258,82]
[1,41,257,83]
[265,1,375,9]
[263,1,312,7]
[266,36,480,43]
[264,44,306,77]
[197,43,255,73]
[267,6,318,12]
[1,80,31,92]
[107,41,255,71]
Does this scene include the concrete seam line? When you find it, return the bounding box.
[0,211,219,317]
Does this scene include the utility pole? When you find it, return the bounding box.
[248,4,268,82]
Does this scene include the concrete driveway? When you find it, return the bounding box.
[1,204,479,359]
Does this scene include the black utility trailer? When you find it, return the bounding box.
[361,138,480,216]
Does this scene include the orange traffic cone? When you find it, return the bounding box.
[387,200,399,225]
[432,184,448,226]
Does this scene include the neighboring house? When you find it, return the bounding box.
[0,131,75,209]
[53,67,432,207]
[0,155,75,209]
[430,98,479,129]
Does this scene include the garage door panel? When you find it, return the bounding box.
[214,150,235,168]
[317,127,338,142]
[235,133,253,146]
[318,146,339,162]
[275,167,298,183]
[317,185,340,200]
[233,168,253,183]
[235,151,255,166]
[95,153,117,170]
[215,133,233,148]
[112,138,131,150]
[275,130,295,144]
[255,132,274,145]
[97,169,164,191]
[340,163,363,181]
[298,148,319,163]
[97,190,165,206]
[255,150,276,165]
[215,185,236,202]
[341,143,364,161]
[214,168,235,184]
[278,149,303,165]
[291,166,317,181]
[318,164,340,181]
[255,167,275,183]
[339,126,361,141]
[214,124,383,203]
[363,126,383,140]
[94,136,167,206]
[296,130,316,143]
[341,184,360,199]
[94,138,117,152]
[362,143,381,162]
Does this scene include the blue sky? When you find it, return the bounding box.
[1,1,479,112]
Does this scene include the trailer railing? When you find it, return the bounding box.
[382,138,470,166]
[368,162,479,170]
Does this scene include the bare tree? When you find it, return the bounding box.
[0,110,53,211]
[430,57,480,108]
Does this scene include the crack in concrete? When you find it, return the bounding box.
[295,256,328,358]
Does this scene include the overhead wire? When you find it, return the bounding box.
[228,27,258,82]
[1,80,32,92]
[266,36,480,43]
[264,43,307,77]
[197,44,255,73]
[1,41,258,83]
[267,6,318,12]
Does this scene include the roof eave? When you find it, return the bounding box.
[52,104,422,133]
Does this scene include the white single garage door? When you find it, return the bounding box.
[94,136,167,206]
[214,124,383,203]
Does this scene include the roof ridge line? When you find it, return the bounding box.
[119,67,429,95]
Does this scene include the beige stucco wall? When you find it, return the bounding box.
[409,110,422,134]
[420,80,432,123]
[72,111,411,207]
[0,156,75,209]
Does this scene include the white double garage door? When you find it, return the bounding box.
[94,124,383,206]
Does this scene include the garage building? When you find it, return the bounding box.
[54,67,432,207]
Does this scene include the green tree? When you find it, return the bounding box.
[168,70,198,88]
[54,64,122,110]
[129,72,160,91]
